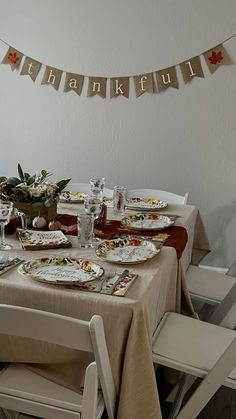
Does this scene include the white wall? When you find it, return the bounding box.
[0,0,236,268]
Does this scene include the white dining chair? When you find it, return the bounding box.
[127,189,189,205]
[65,182,113,198]
[0,305,116,419]
[152,311,236,419]
[186,265,236,325]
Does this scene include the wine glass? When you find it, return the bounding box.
[90,178,105,197]
[84,196,103,244]
[0,201,14,250]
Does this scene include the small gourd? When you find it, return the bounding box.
[32,216,46,229]
[48,220,61,231]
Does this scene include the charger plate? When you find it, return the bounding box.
[95,238,160,264]
[18,257,104,285]
[126,197,167,211]
[59,191,87,203]
[121,213,174,231]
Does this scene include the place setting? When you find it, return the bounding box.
[17,256,138,297]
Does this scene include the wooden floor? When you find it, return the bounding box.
[157,368,236,419]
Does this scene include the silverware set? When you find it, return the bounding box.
[94,269,131,295]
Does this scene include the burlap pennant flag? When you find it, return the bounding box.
[87,77,107,98]
[64,73,84,95]
[180,56,204,83]
[20,57,41,81]
[133,73,154,97]
[110,77,129,98]
[203,44,232,74]
[2,47,24,71]
[41,66,63,90]
[156,66,178,92]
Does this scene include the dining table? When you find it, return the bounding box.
[0,202,210,419]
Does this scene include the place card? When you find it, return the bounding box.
[17,229,72,250]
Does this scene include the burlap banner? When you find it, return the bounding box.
[156,66,178,92]
[133,73,154,97]
[180,56,204,83]
[87,77,107,98]
[20,57,41,81]
[0,36,234,98]
[203,44,232,74]
[110,77,129,98]
[41,66,63,90]
[64,72,84,95]
[2,47,23,70]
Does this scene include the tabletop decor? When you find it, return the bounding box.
[18,257,104,285]
[0,34,234,98]
[0,164,70,222]
[126,197,168,211]
[95,237,160,264]
[121,213,175,230]
[17,229,72,250]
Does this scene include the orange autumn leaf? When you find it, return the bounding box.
[8,52,19,64]
[208,50,223,65]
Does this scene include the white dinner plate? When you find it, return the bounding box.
[18,257,104,285]
[126,197,167,211]
[59,191,88,203]
[95,238,160,264]
[121,213,174,230]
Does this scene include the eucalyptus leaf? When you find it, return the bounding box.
[0,194,12,201]
[7,177,21,186]
[0,177,7,183]
[56,179,71,192]
[17,164,24,181]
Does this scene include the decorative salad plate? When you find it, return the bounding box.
[18,257,104,285]
[59,191,87,203]
[95,238,160,264]
[126,198,167,211]
[121,213,174,230]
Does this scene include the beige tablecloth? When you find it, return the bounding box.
[0,204,210,419]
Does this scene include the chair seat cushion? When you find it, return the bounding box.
[187,265,236,303]
[0,363,103,412]
[152,313,236,383]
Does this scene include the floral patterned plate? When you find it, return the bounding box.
[95,238,160,264]
[18,257,104,285]
[126,197,167,211]
[121,213,175,230]
[59,191,88,203]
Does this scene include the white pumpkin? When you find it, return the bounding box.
[32,216,47,229]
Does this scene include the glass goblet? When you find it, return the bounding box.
[0,201,14,250]
[84,196,103,244]
[89,177,105,197]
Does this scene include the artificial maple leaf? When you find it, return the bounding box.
[8,52,19,64]
[208,50,223,65]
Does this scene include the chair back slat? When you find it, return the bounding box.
[0,304,93,352]
[89,316,116,419]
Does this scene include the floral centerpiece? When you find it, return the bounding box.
[0,164,70,222]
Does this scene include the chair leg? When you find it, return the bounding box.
[198,303,216,321]
[168,375,196,419]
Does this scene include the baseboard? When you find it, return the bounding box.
[198,264,228,274]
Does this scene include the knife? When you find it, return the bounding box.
[101,269,130,295]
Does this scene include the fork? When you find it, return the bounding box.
[94,271,116,293]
